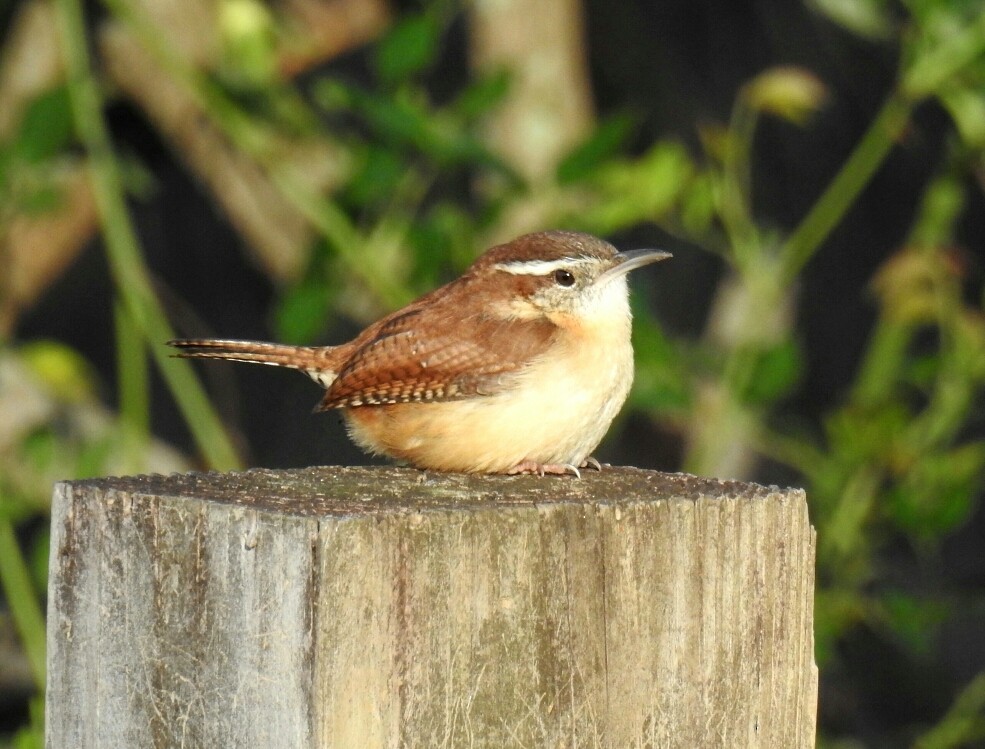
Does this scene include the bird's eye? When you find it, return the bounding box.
[553,269,576,287]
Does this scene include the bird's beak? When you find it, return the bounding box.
[597,249,672,285]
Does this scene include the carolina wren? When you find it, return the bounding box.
[169,231,670,476]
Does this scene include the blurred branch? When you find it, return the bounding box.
[115,301,151,473]
[684,255,794,478]
[1,166,98,336]
[718,89,762,271]
[278,0,391,76]
[783,7,985,282]
[100,24,323,283]
[684,11,985,479]
[0,519,45,691]
[1,0,392,332]
[101,0,408,311]
[54,0,242,470]
[682,67,830,478]
[469,0,594,240]
[780,94,911,283]
[98,0,384,284]
[0,1,98,335]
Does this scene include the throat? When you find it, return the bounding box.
[548,276,632,339]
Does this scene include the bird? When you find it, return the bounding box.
[168,230,670,477]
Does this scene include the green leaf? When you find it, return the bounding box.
[813,587,868,665]
[879,590,948,655]
[888,443,985,536]
[0,482,43,524]
[313,78,353,112]
[19,340,98,403]
[939,86,985,149]
[737,339,804,405]
[556,113,636,184]
[574,141,693,233]
[12,696,45,749]
[407,205,472,283]
[17,184,63,215]
[413,203,479,274]
[452,68,512,120]
[14,86,75,163]
[274,277,333,344]
[629,307,691,413]
[75,434,115,479]
[680,171,716,236]
[360,89,518,176]
[374,14,441,84]
[905,353,941,390]
[314,79,520,181]
[342,145,406,208]
[824,402,910,466]
[20,430,58,477]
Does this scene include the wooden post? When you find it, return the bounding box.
[46,466,817,748]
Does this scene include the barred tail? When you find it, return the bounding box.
[167,339,339,387]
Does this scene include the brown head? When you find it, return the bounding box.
[460,231,671,325]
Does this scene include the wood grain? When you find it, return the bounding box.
[47,466,817,748]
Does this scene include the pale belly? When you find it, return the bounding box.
[343,336,635,473]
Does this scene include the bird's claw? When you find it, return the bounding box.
[580,456,604,472]
[506,461,582,479]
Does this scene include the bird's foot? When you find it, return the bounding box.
[506,461,582,478]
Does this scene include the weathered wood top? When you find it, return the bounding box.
[50,465,816,748]
[64,465,797,516]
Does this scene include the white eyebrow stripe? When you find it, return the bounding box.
[493,257,592,276]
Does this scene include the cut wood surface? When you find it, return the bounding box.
[47,466,817,748]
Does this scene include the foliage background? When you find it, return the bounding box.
[2,0,985,746]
